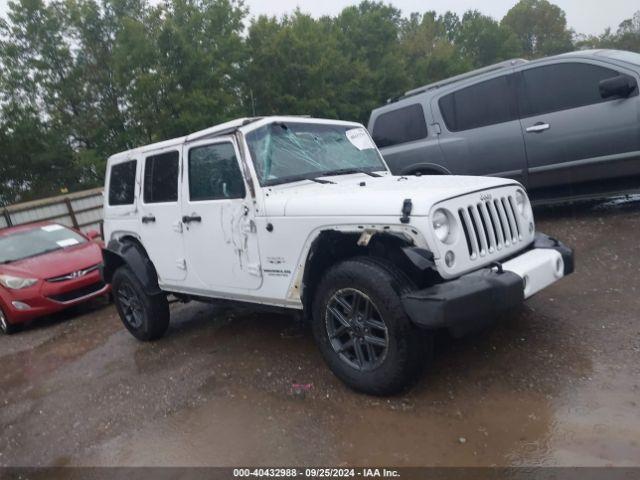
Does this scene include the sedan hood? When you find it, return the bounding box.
[0,242,103,280]
[262,174,519,217]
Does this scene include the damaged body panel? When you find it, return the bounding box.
[102,116,574,395]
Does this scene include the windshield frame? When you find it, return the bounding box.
[239,118,390,187]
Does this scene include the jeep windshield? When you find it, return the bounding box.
[245,122,387,186]
[0,225,86,264]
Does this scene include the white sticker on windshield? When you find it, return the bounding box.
[346,128,375,151]
[56,238,79,247]
[42,224,64,232]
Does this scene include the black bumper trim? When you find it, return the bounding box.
[401,232,574,337]
[402,270,524,338]
[533,232,574,276]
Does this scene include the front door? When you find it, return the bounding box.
[181,138,262,292]
[516,61,640,190]
[137,149,187,283]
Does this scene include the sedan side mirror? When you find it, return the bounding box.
[85,229,101,240]
[600,75,637,99]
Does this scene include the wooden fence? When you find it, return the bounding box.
[0,188,104,238]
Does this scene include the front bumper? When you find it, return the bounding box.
[0,269,110,325]
[402,232,574,337]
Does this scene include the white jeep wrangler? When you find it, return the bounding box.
[102,116,573,395]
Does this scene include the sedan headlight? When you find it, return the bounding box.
[432,209,451,243]
[515,189,527,216]
[0,274,38,290]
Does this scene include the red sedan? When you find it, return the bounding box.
[0,222,109,334]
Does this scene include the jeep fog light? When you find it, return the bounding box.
[445,251,455,268]
[432,209,450,243]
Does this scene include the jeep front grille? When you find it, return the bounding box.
[457,195,523,260]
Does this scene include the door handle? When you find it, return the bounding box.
[182,214,202,224]
[526,122,550,133]
[141,215,156,224]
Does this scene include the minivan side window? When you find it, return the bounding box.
[143,151,180,203]
[439,75,517,132]
[518,62,620,117]
[371,104,428,148]
[188,143,246,201]
[108,160,137,206]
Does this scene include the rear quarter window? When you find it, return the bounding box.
[108,160,137,206]
[371,104,428,148]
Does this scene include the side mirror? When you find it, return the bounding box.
[85,229,101,240]
[600,75,637,99]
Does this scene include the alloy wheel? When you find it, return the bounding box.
[0,308,8,333]
[117,283,144,329]
[325,288,389,371]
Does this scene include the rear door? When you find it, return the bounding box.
[137,149,186,283]
[515,60,640,189]
[432,73,529,184]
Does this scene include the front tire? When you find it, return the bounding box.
[112,266,170,341]
[312,257,431,395]
[0,306,18,335]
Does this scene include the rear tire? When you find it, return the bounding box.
[0,306,18,335]
[112,266,170,341]
[312,257,431,395]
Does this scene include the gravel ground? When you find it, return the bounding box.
[1,197,639,467]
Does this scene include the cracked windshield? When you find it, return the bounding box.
[245,122,386,186]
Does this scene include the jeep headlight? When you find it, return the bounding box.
[432,209,451,243]
[0,274,38,290]
[515,189,527,216]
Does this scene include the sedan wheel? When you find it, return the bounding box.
[0,307,16,335]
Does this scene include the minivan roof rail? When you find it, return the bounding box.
[395,58,529,102]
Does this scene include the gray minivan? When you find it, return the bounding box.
[368,50,640,201]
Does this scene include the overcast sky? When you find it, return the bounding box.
[0,0,636,36]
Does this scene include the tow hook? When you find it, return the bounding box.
[490,261,504,274]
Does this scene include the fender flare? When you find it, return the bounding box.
[101,237,163,296]
[399,163,452,176]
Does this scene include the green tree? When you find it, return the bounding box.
[502,0,573,57]
[399,11,469,89]
[456,10,521,67]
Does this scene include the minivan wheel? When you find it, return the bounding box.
[0,307,18,335]
[312,257,431,395]
[112,266,170,341]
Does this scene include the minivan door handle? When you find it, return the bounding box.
[182,214,202,224]
[141,215,156,224]
[526,122,550,133]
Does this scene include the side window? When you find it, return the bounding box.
[143,151,179,203]
[439,75,517,132]
[108,160,137,206]
[371,104,428,148]
[188,143,246,201]
[518,63,620,117]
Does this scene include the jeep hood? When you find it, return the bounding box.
[262,174,519,217]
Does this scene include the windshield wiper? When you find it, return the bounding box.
[319,168,382,178]
[308,177,336,184]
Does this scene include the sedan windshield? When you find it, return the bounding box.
[245,122,387,186]
[0,225,87,264]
